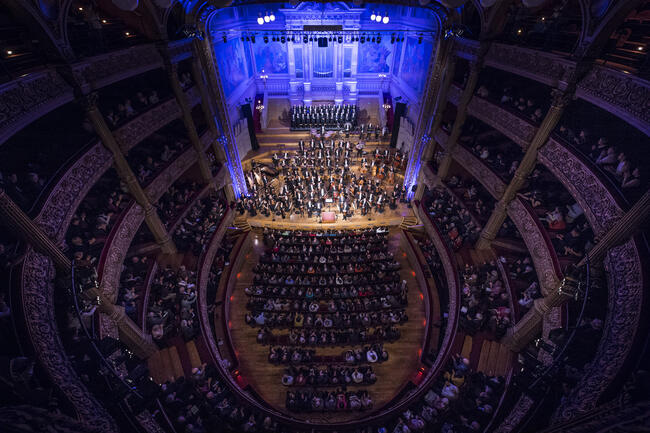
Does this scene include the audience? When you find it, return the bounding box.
[425,186,481,249]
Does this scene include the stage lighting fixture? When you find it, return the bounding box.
[309,36,313,42]
[269,12,275,21]
[264,35,269,43]
[246,36,250,41]
[222,34,227,43]
[241,36,244,41]
[251,35,256,43]
[291,36,295,42]
[418,35,423,44]
[371,11,376,21]
[383,15,389,24]
[360,36,365,43]
[329,36,332,41]
[391,34,395,44]
[303,35,308,43]
[377,35,381,43]
[375,12,382,22]
[281,36,286,43]
[338,36,343,43]
[372,36,375,43]
[264,12,270,23]
[257,14,264,25]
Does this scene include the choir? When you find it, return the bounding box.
[290,104,358,131]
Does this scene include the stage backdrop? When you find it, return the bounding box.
[215,37,251,96]
[399,37,433,95]
[254,41,288,74]
[358,37,394,73]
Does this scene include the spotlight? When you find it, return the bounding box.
[360,36,365,43]
[371,11,376,21]
[391,34,395,44]
[309,36,313,42]
[269,12,275,21]
[264,12,270,23]
[281,36,286,43]
[241,36,244,41]
[304,35,308,43]
[223,34,227,43]
[418,35,422,44]
[338,36,343,43]
[329,36,332,42]
[6,50,13,55]
[377,35,381,43]
[383,15,389,24]
[251,35,256,43]
[291,36,295,42]
[102,19,107,23]
[124,32,130,36]
[264,35,269,43]
[78,7,83,11]
[375,13,382,22]
[372,36,375,43]
[246,36,250,41]
[257,14,264,25]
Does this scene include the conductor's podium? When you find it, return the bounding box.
[321,211,336,223]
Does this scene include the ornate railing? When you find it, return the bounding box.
[466,96,538,147]
[168,38,194,63]
[452,37,480,61]
[0,68,74,144]
[20,250,119,432]
[484,43,577,89]
[71,44,163,94]
[453,144,507,200]
[576,65,650,136]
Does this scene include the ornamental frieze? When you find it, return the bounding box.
[115,98,182,154]
[467,97,538,148]
[0,69,73,144]
[453,145,506,200]
[576,65,650,136]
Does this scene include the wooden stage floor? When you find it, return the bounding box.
[228,228,427,424]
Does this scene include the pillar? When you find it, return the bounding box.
[0,189,71,271]
[189,48,228,167]
[436,48,487,180]
[475,89,572,249]
[83,285,157,358]
[165,60,214,186]
[423,52,457,163]
[503,191,650,351]
[0,190,157,357]
[83,95,176,254]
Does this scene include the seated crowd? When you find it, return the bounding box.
[519,166,594,260]
[504,254,541,313]
[247,228,408,412]
[425,186,481,249]
[129,133,190,185]
[158,180,204,228]
[173,192,228,255]
[459,262,512,338]
[65,169,128,264]
[557,124,644,199]
[103,86,167,130]
[475,76,548,125]
[446,175,495,224]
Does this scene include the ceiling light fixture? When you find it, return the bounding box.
[371,11,376,21]
[257,14,264,25]
[269,12,275,21]
[375,12,382,22]
[264,12,270,23]
[383,15,389,24]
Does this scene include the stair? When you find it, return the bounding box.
[147,338,212,384]
[476,340,512,377]
[400,216,419,230]
[233,216,251,232]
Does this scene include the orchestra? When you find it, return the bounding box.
[237,138,408,221]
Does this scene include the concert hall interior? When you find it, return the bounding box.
[1,1,649,432]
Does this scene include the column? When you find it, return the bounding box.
[475,89,572,249]
[503,190,650,352]
[165,60,214,186]
[189,48,227,167]
[0,190,71,271]
[0,190,157,358]
[84,95,176,254]
[193,37,248,198]
[82,285,157,358]
[423,53,457,162]
[436,58,482,180]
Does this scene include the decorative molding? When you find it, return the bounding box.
[555,239,644,422]
[507,198,562,295]
[71,45,163,93]
[115,99,182,154]
[467,96,538,147]
[494,395,535,433]
[538,138,625,236]
[453,145,506,199]
[144,148,198,202]
[0,69,74,144]
[21,250,118,432]
[34,143,113,242]
[168,38,194,63]
[453,37,480,61]
[447,83,462,106]
[485,43,577,89]
[576,65,650,136]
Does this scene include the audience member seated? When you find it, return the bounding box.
[425,186,481,249]
[286,389,373,412]
[173,192,227,255]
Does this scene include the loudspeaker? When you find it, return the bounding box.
[390,102,406,148]
[241,104,259,150]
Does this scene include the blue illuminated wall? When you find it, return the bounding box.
[358,38,394,73]
[253,42,289,74]
[214,37,251,96]
[399,36,433,95]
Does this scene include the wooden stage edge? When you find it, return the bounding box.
[245,207,413,230]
